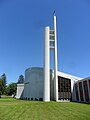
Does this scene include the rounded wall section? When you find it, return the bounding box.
[23,67,44,100]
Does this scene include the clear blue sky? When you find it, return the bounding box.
[0,0,90,84]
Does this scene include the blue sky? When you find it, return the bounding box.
[0,0,90,84]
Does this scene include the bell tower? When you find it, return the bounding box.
[43,12,58,102]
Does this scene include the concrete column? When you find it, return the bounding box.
[53,15,58,101]
[82,81,85,102]
[43,27,50,102]
[73,81,77,101]
[87,80,90,102]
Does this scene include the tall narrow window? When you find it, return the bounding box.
[79,82,84,101]
[58,76,71,100]
[75,83,79,101]
[83,81,89,102]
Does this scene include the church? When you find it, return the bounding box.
[16,14,90,103]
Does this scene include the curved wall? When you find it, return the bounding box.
[23,67,44,100]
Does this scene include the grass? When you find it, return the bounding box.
[0,97,90,120]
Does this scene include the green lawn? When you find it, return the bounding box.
[0,97,90,120]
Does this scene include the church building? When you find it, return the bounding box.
[16,14,90,103]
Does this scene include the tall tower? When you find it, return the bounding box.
[43,13,58,102]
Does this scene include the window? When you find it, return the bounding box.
[79,82,84,101]
[83,81,89,102]
[75,83,79,101]
[58,76,71,100]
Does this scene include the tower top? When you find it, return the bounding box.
[53,10,56,16]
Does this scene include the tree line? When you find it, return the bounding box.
[0,74,24,97]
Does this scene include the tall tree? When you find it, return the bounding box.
[0,79,2,95]
[0,73,7,95]
[17,75,24,84]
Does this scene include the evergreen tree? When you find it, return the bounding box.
[0,73,7,95]
[0,79,2,95]
[17,75,24,84]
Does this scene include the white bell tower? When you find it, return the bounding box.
[43,12,58,102]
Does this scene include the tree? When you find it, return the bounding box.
[0,73,7,95]
[6,83,17,96]
[0,79,2,95]
[17,75,24,84]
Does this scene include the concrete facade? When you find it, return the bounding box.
[23,67,44,100]
[74,77,90,103]
[57,71,82,101]
[16,67,82,102]
[16,84,24,99]
[16,67,90,103]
